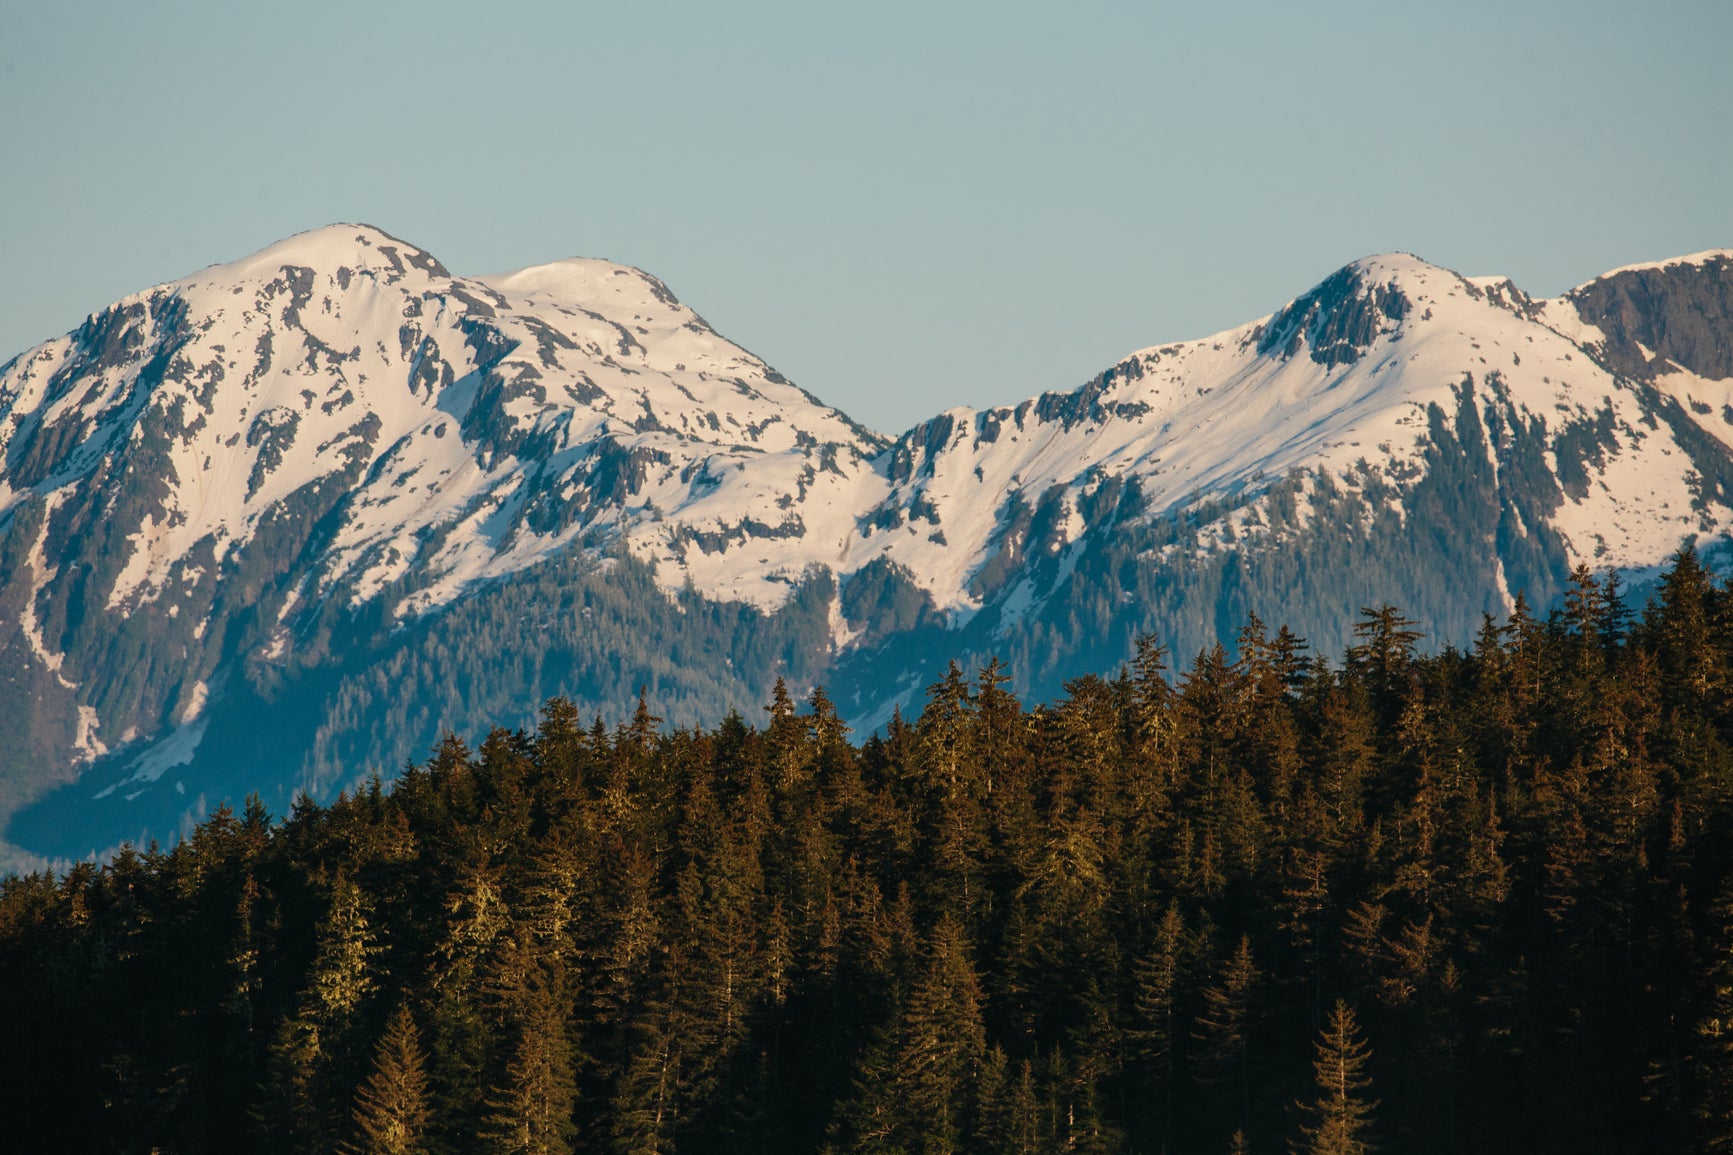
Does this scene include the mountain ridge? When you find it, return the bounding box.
[2,227,1730,869]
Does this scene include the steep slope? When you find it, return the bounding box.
[812,251,1733,727]
[854,252,1733,619]
[0,225,882,862]
[0,224,884,621]
[2,233,1730,867]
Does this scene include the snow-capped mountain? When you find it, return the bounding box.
[0,226,880,805]
[2,228,1729,868]
[1,224,884,622]
[866,249,1733,620]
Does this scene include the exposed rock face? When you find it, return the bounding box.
[1566,252,1733,381]
[1256,266,1411,367]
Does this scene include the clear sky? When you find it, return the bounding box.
[2,0,1728,434]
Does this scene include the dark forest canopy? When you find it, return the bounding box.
[4,554,1733,1154]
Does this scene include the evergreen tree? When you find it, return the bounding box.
[342,1003,431,1155]
[1348,605,1423,725]
[1128,901,1185,1150]
[1296,1001,1377,1155]
[1691,880,1733,1151]
[259,875,384,1154]
[838,914,987,1153]
[610,1001,682,1155]
[479,975,577,1155]
[1194,934,1260,1141]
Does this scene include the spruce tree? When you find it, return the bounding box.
[1128,901,1185,1150]
[1194,934,1260,1140]
[1296,1001,1376,1155]
[259,875,384,1154]
[838,914,987,1153]
[342,1003,431,1155]
[1691,880,1733,1150]
[480,1000,577,1155]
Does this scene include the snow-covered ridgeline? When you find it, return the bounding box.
[3,230,1731,649]
[4,228,1733,863]
[0,225,888,626]
[852,253,1733,621]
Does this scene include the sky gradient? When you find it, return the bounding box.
[2,0,1728,433]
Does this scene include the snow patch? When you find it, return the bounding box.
[997,578,1039,631]
[18,493,76,687]
[827,587,862,652]
[92,719,209,800]
[74,706,107,764]
[178,680,209,725]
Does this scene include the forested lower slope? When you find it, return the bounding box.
[4,555,1733,1154]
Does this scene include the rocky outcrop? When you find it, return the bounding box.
[1568,252,1733,381]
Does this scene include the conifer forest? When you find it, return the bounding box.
[6,554,1733,1154]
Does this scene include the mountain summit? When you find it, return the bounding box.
[2,224,881,624]
[2,230,1730,866]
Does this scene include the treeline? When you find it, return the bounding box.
[3,555,1733,1154]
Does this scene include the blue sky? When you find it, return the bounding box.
[1,0,1727,433]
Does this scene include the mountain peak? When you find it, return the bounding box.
[1341,251,1445,280]
[475,257,686,317]
[186,223,450,287]
[1255,255,1427,368]
[7,231,1733,866]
